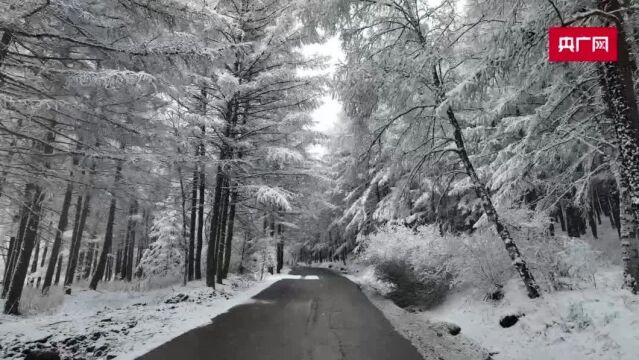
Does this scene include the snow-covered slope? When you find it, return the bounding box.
[422,269,639,360]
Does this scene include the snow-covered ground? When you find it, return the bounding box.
[422,269,639,360]
[0,273,289,360]
[340,261,639,360]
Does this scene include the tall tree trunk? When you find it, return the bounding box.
[4,127,55,313]
[2,237,15,287]
[206,166,224,288]
[216,178,230,284]
[222,188,238,279]
[30,231,42,274]
[115,248,122,279]
[64,193,83,286]
[4,184,45,314]
[276,213,284,274]
[2,199,30,298]
[89,162,122,290]
[177,164,189,286]
[65,188,92,286]
[39,240,48,268]
[53,254,63,286]
[91,249,99,279]
[125,200,138,282]
[195,149,206,280]
[42,179,74,293]
[188,166,198,281]
[595,0,639,293]
[195,91,207,280]
[446,106,541,299]
[83,242,95,279]
[588,210,598,239]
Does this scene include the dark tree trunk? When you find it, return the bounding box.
[608,190,621,236]
[276,211,284,274]
[2,237,15,291]
[42,180,74,293]
[595,0,639,292]
[188,166,198,281]
[83,242,95,279]
[124,200,138,282]
[105,256,113,281]
[65,189,92,286]
[64,193,83,286]
[115,248,122,279]
[566,205,581,238]
[76,252,85,282]
[216,178,230,284]
[40,241,48,268]
[221,189,238,279]
[588,210,598,239]
[89,163,122,290]
[30,232,41,274]
[195,89,207,280]
[4,184,44,314]
[2,202,30,298]
[53,254,63,286]
[91,249,99,278]
[276,242,284,274]
[206,166,225,288]
[195,161,206,280]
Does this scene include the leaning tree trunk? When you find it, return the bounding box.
[2,237,15,286]
[595,0,639,293]
[2,199,30,298]
[221,188,238,279]
[42,179,74,293]
[445,106,541,299]
[4,128,55,313]
[4,184,45,314]
[89,162,122,290]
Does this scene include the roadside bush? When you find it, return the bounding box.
[358,214,608,308]
[359,225,455,309]
[375,259,452,309]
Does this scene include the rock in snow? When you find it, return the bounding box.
[499,314,523,328]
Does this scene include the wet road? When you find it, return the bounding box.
[137,267,424,360]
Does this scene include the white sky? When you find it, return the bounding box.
[302,36,345,157]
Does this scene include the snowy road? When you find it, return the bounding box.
[137,267,424,360]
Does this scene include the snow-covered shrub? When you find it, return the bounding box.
[446,229,515,295]
[355,266,395,296]
[563,302,593,331]
[16,285,65,315]
[244,237,276,279]
[557,238,601,287]
[138,210,184,281]
[358,225,455,309]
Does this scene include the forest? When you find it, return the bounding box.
[1,0,639,359]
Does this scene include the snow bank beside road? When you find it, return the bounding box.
[422,269,639,360]
[0,273,287,360]
[341,266,491,360]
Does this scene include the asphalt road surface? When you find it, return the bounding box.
[137,267,424,360]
